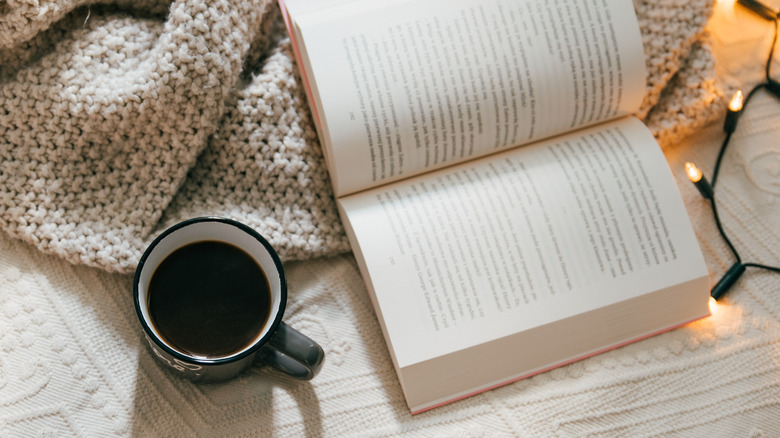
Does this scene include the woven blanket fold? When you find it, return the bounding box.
[0,0,721,274]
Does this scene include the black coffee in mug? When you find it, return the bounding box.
[135,217,324,382]
[147,240,271,358]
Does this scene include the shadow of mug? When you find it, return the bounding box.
[133,217,325,382]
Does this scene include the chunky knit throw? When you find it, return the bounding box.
[0,0,722,273]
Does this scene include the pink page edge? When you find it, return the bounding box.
[410,312,711,415]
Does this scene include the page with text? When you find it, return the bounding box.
[338,117,707,367]
[292,0,647,196]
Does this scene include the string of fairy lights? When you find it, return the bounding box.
[684,0,780,300]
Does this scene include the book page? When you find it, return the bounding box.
[337,117,707,367]
[291,0,646,196]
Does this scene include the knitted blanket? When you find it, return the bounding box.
[1,0,721,274]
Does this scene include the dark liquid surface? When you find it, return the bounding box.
[148,241,271,358]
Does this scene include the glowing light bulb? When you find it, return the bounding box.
[685,162,703,183]
[708,297,720,315]
[728,90,744,112]
[685,162,713,198]
[723,90,743,133]
[714,0,738,24]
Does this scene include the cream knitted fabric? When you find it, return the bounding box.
[0,0,721,274]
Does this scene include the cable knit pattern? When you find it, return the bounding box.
[1,0,720,273]
[0,223,778,436]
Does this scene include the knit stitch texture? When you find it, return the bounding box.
[0,0,721,273]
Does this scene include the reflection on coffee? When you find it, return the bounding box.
[148,240,271,358]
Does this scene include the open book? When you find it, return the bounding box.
[280,0,711,413]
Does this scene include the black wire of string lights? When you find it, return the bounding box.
[685,0,780,301]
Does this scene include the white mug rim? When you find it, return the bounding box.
[132,217,287,365]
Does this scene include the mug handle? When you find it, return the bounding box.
[258,322,325,380]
